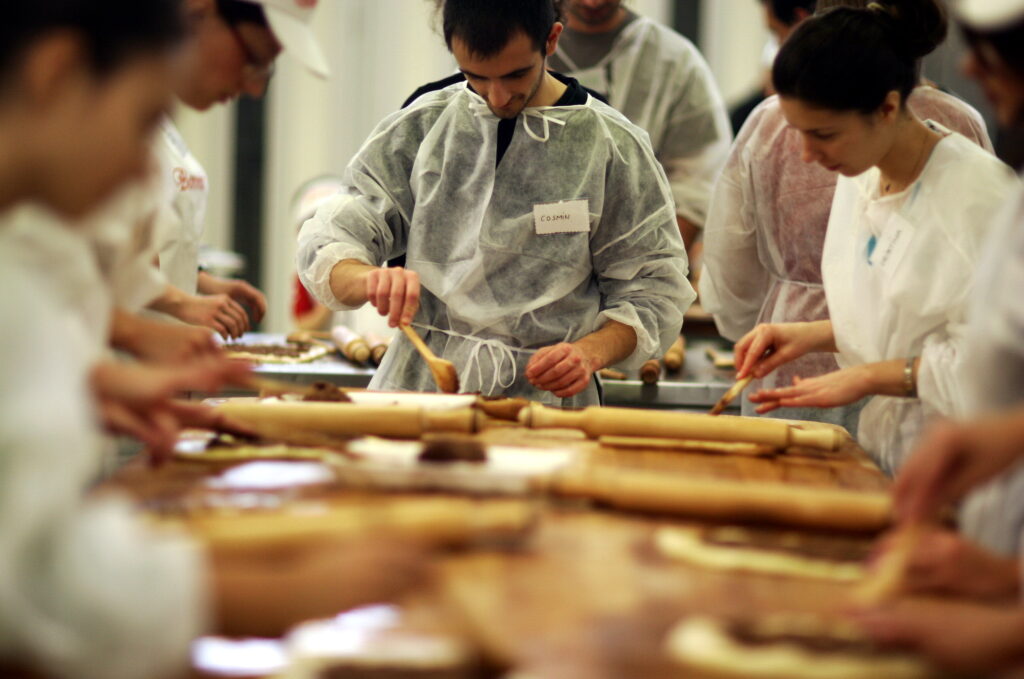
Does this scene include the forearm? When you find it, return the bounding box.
[329,259,378,308]
[862,357,919,398]
[677,215,700,252]
[573,320,637,371]
[147,284,189,316]
[802,320,837,353]
[109,309,144,354]
[196,272,221,295]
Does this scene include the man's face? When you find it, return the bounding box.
[451,30,553,119]
[565,0,624,29]
[763,3,791,43]
[176,0,282,110]
[964,41,1024,129]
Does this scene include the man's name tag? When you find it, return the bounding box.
[533,199,590,235]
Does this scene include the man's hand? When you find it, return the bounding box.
[868,527,1020,601]
[366,267,420,328]
[198,273,267,323]
[894,413,1024,524]
[854,599,1024,675]
[526,342,598,398]
[734,320,835,380]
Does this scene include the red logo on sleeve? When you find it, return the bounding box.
[173,167,207,192]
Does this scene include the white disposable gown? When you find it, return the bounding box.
[0,238,206,679]
[823,124,1018,475]
[701,88,993,429]
[298,82,693,406]
[552,16,732,227]
[955,187,1024,557]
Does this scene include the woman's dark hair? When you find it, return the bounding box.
[0,0,185,85]
[215,0,270,28]
[962,19,1024,82]
[442,0,562,58]
[773,0,947,113]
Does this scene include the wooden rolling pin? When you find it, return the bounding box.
[364,332,392,366]
[664,335,686,372]
[331,325,372,364]
[184,498,537,552]
[518,404,842,451]
[640,359,661,384]
[215,402,476,439]
[555,467,891,532]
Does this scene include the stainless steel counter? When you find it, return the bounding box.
[229,333,738,411]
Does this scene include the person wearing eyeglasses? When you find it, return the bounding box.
[143,0,330,339]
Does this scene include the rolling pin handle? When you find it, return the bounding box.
[789,427,842,451]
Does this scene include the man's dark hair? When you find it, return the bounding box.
[216,0,270,28]
[0,0,185,85]
[442,0,561,58]
[762,0,817,26]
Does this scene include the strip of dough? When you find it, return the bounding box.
[655,527,865,581]
[225,341,331,364]
[666,616,932,679]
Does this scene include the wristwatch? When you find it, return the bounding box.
[903,356,918,398]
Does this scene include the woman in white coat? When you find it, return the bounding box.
[850,5,1024,672]
[701,0,992,435]
[733,0,1020,475]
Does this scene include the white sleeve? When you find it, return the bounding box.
[916,169,1023,418]
[657,49,733,228]
[296,194,379,312]
[0,261,208,679]
[88,181,169,312]
[700,114,771,342]
[592,124,694,369]
[297,112,421,312]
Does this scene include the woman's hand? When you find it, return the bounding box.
[747,363,875,413]
[734,320,835,380]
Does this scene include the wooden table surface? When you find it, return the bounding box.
[99,419,892,679]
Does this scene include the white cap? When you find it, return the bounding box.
[957,0,1024,30]
[244,0,330,77]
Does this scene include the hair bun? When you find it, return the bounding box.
[873,0,948,61]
